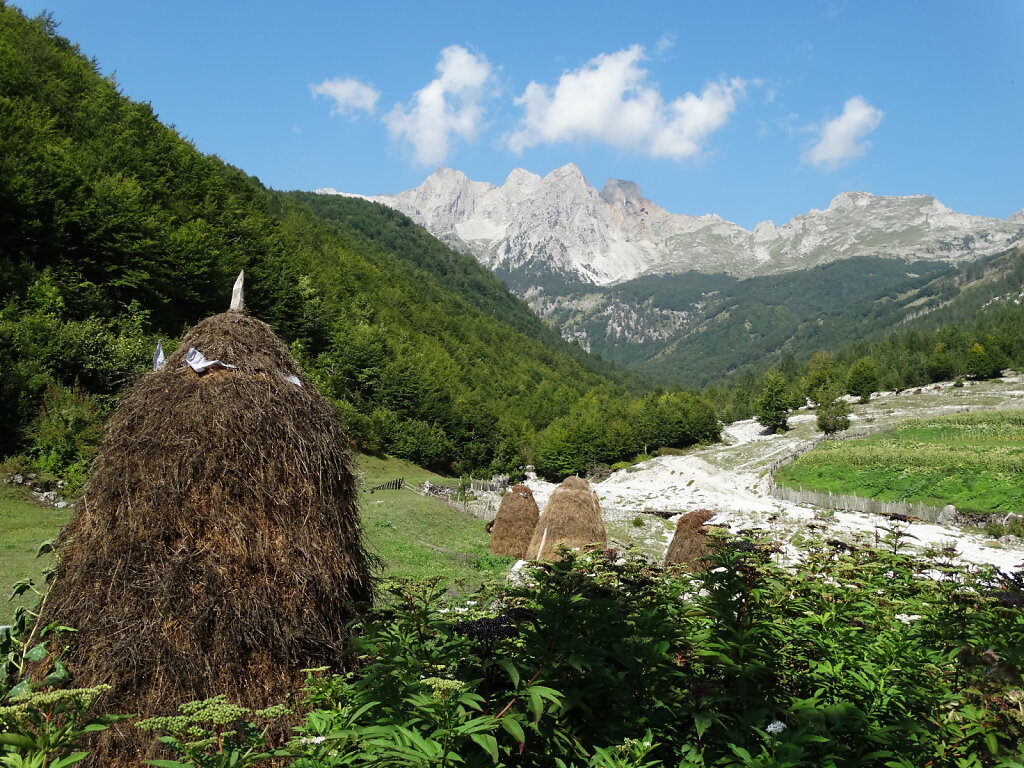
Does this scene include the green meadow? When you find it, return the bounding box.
[775,409,1024,514]
[0,485,71,626]
[0,455,505,625]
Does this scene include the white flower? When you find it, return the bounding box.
[300,735,327,744]
[766,720,786,734]
[895,613,921,624]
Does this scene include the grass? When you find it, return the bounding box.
[0,454,509,625]
[356,454,511,591]
[0,485,71,626]
[775,410,1024,514]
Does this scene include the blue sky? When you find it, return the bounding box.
[13,0,1023,229]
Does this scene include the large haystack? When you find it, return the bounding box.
[33,311,374,765]
[526,476,606,561]
[664,509,717,569]
[490,484,540,558]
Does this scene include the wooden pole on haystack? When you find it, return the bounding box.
[32,280,374,766]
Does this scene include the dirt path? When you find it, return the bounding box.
[522,377,1024,573]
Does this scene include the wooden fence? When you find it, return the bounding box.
[768,484,944,523]
[369,478,404,492]
[764,421,958,523]
[470,475,511,493]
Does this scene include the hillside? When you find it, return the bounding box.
[326,165,1024,389]
[283,190,644,391]
[0,6,638,476]
[544,256,957,387]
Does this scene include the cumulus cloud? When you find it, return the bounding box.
[310,77,380,117]
[507,45,746,159]
[803,96,884,169]
[384,45,493,166]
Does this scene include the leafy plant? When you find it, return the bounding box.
[0,685,127,768]
[135,696,291,768]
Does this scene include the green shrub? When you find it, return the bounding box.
[29,384,104,492]
[5,540,1024,766]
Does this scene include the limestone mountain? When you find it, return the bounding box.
[320,164,1024,290]
[319,166,1024,387]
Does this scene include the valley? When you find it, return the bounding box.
[465,375,1024,573]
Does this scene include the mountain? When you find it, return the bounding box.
[319,166,1023,387]
[319,165,1024,289]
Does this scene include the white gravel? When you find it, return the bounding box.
[521,377,1024,574]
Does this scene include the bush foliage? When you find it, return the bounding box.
[4,535,1024,766]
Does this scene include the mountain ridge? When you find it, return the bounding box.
[317,164,1024,288]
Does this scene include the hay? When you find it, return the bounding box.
[33,312,374,766]
[664,509,717,569]
[526,476,606,561]
[490,484,540,559]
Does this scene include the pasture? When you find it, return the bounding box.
[775,409,1024,514]
[0,455,504,625]
[0,485,70,625]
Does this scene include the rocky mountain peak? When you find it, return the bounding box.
[600,179,646,206]
[321,166,1023,290]
[544,162,587,184]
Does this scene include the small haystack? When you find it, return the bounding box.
[33,311,374,766]
[664,509,717,569]
[526,476,606,561]
[490,484,540,558]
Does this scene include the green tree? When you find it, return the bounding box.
[804,350,836,402]
[755,370,793,433]
[815,396,851,435]
[846,356,879,403]
[966,341,1008,380]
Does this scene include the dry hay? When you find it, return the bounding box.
[664,509,717,569]
[526,476,606,561]
[32,312,375,766]
[490,484,540,558]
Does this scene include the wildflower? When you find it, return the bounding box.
[895,613,922,624]
[300,735,327,745]
[766,720,786,734]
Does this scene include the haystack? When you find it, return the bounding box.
[664,509,717,569]
[526,476,606,561]
[32,311,374,766]
[490,484,540,558]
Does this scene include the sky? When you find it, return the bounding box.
[12,0,1024,230]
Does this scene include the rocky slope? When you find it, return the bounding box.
[317,167,1024,386]
[319,164,1024,288]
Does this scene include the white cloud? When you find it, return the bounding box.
[654,33,676,58]
[384,45,493,166]
[803,96,884,169]
[507,45,747,159]
[310,77,380,117]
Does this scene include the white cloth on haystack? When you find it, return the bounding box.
[152,340,165,371]
[184,347,238,373]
